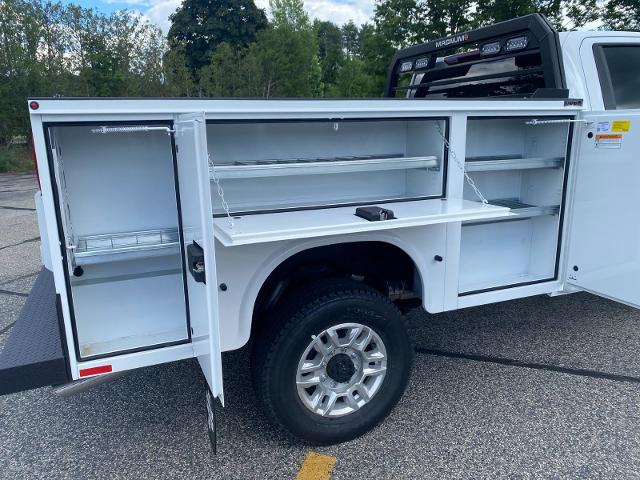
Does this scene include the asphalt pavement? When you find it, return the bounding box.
[1,173,639,479]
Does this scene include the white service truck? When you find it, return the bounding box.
[1,14,639,446]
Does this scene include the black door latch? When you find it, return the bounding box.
[187,242,206,283]
[355,206,396,221]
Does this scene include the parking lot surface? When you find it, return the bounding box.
[1,173,639,479]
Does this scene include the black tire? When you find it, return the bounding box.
[250,279,414,445]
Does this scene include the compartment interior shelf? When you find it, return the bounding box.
[465,155,564,172]
[464,198,559,225]
[74,229,180,264]
[211,154,438,179]
[490,198,560,217]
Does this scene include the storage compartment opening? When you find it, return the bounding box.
[48,125,189,359]
[206,119,447,215]
[459,117,570,294]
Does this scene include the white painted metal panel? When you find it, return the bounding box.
[29,98,581,119]
[174,113,224,402]
[565,112,640,308]
[213,199,510,247]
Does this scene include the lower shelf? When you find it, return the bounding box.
[464,198,559,225]
[79,328,187,359]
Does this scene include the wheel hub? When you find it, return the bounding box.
[296,323,388,418]
[326,353,356,384]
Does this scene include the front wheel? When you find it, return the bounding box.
[251,279,414,445]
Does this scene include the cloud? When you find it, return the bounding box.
[103,0,150,5]
[305,0,373,26]
[139,0,373,33]
[145,0,181,31]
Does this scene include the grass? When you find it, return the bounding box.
[0,144,33,173]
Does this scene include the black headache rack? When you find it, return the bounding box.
[0,268,70,395]
[384,14,567,99]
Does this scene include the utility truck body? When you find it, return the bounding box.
[2,14,639,445]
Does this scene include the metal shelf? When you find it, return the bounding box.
[465,155,564,172]
[211,154,438,179]
[74,229,180,264]
[463,198,559,225]
[491,198,560,217]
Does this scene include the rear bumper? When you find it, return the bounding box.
[0,268,70,395]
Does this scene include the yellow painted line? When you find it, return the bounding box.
[296,452,337,480]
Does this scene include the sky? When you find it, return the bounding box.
[61,0,375,32]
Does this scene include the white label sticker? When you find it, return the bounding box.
[596,121,611,133]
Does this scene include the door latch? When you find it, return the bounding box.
[187,242,206,283]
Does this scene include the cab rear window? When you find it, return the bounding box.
[595,45,640,110]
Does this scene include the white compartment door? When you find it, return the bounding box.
[564,112,640,308]
[174,113,224,402]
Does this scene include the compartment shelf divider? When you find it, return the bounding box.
[211,154,438,179]
[465,155,564,172]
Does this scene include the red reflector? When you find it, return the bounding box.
[79,365,113,377]
[29,101,39,110]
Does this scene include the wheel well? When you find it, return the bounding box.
[252,242,420,331]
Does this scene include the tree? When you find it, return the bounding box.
[0,0,166,144]
[315,20,344,87]
[199,42,244,96]
[372,0,475,48]
[271,0,309,31]
[162,43,197,96]
[474,0,563,29]
[373,0,423,48]
[359,23,395,96]
[167,0,268,73]
[601,0,640,31]
[330,58,375,97]
[237,25,322,97]
[564,0,599,30]
[342,21,360,58]
[422,0,473,37]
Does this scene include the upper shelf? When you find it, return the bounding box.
[213,198,511,247]
[465,155,564,172]
[211,154,438,179]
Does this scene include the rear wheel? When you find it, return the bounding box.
[251,279,413,445]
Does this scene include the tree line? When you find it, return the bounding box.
[1,0,639,144]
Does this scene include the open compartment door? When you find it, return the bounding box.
[174,113,224,402]
[564,113,640,308]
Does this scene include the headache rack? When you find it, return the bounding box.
[384,14,567,99]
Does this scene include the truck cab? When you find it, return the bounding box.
[559,30,640,111]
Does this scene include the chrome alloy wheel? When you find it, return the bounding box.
[296,323,387,417]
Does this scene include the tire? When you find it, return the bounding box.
[250,279,414,445]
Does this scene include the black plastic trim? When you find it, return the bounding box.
[55,294,72,382]
[169,124,193,343]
